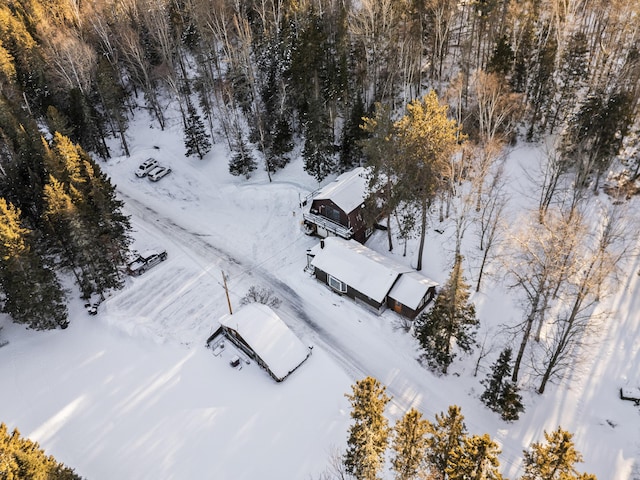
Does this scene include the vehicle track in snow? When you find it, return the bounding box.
[118,191,526,475]
[119,191,368,380]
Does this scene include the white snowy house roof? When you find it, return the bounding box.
[313,167,369,214]
[218,303,310,381]
[388,271,439,310]
[310,237,410,304]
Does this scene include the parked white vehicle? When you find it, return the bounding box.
[148,166,172,182]
[127,249,168,275]
[135,158,159,178]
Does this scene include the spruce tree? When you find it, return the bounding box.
[339,93,367,171]
[344,376,391,480]
[425,405,467,479]
[302,97,335,182]
[521,427,596,480]
[184,97,211,159]
[390,408,431,480]
[480,347,524,421]
[414,255,478,374]
[500,381,525,422]
[228,133,257,178]
[447,433,503,480]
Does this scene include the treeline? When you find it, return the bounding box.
[1,0,639,178]
[327,377,596,480]
[0,0,636,337]
[0,422,83,479]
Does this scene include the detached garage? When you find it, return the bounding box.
[218,303,312,382]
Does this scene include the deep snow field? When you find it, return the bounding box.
[1,110,639,480]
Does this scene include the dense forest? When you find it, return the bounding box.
[0,0,638,394]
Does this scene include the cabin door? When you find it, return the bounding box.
[393,300,402,313]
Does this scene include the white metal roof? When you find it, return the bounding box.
[313,167,369,214]
[218,303,310,381]
[388,270,439,310]
[310,237,437,309]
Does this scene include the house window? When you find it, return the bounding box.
[325,206,341,223]
[328,275,347,293]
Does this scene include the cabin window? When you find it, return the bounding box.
[325,206,341,223]
[328,275,347,293]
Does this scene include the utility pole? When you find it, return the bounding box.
[222,270,233,315]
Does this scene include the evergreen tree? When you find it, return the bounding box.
[184,97,211,159]
[344,376,391,480]
[414,255,478,374]
[339,93,367,171]
[487,35,514,77]
[447,433,503,480]
[500,381,525,422]
[0,422,82,479]
[42,133,130,298]
[394,91,464,271]
[302,98,335,182]
[425,405,467,479]
[390,408,431,480]
[228,133,257,178]
[480,347,524,421]
[521,427,596,480]
[0,198,68,329]
[268,116,294,171]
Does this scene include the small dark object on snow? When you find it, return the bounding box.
[620,387,640,405]
[84,302,99,316]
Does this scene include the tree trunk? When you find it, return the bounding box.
[416,196,428,271]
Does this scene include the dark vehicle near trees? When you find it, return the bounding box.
[127,249,168,276]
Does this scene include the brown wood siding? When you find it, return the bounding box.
[313,267,383,311]
[310,199,372,243]
[387,286,437,319]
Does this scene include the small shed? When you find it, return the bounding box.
[218,303,311,382]
[307,237,438,319]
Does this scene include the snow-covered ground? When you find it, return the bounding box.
[1,112,639,479]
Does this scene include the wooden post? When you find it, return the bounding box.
[222,271,233,315]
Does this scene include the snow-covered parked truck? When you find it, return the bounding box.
[127,249,167,276]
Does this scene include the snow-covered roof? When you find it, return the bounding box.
[218,303,310,381]
[313,167,369,214]
[310,237,438,308]
[310,237,407,304]
[388,271,438,310]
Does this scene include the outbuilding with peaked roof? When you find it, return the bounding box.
[217,303,312,382]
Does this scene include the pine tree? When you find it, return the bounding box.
[339,93,367,171]
[184,97,211,159]
[394,91,464,271]
[480,347,524,421]
[0,423,82,479]
[0,198,68,329]
[42,133,130,298]
[414,255,478,374]
[500,381,525,422]
[302,98,335,182]
[390,408,431,480]
[228,133,257,178]
[425,405,467,479]
[487,35,514,77]
[521,427,596,480]
[447,433,503,480]
[344,376,391,480]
